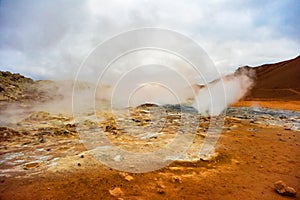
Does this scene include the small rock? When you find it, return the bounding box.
[156,179,166,190]
[140,132,158,140]
[80,155,84,158]
[200,152,218,161]
[231,159,240,165]
[114,155,121,162]
[157,188,165,194]
[77,163,81,166]
[23,162,41,170]
[109,187,124,197]
[171,176,182,184]
[38,134,45,143]
[274,180,297,197]
[119,172,134,181]
[248,128,258,132]
[124,175,134,181]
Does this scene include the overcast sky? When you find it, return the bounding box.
[0,0,299,80]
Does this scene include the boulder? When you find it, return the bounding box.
[274,180,297,197]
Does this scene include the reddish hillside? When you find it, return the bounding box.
[246,55,300,100]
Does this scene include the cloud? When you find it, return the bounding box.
[0,0,299,80]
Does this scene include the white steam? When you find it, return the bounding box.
[0,67,255,126]
[192,68,255,116]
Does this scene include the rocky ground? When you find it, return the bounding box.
[0,103,299,199]
[0,70,299,199]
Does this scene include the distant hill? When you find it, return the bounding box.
[0,70,111,113]
[1,55,299,106]
[245,55,300,100]
[0,71,36,102]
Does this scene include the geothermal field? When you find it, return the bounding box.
[0,56,299,199]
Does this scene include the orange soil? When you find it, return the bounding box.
[232,100,300,111]
[0,101,299,200]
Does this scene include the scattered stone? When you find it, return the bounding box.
[53,129,71,136]
[38,133,46,143]
[22,141,31,145]
[119,172,134,181]
[248,128,259,132]
[23,162,41,170]
[156,179,166,189]
[200,152,218,161]
[109,187,124,197]
[157,188,165,194]
[124,175,133,181]
[171,176,182,184]
[114,155,121,162]
[104,124,117,132]
[229,125,238,129]
[231,159,240,165]
[0,127,22,142]
[274,180,297,197]
[155,176,167,193]
[140,132,158,140]
[279,138,286,142]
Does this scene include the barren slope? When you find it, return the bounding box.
[247,55,300,100]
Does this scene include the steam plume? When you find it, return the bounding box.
[192,67,255,116]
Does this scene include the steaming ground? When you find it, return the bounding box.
[0,70,299,199]
[1,65,255,126]
[0,101,299,199]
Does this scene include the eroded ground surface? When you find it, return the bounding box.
[0,104,299,200]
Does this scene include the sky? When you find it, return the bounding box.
[0,0,299,80]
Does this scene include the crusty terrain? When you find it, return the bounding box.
[0,107,299,200]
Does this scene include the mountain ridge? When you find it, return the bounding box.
[245,55,300,100]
